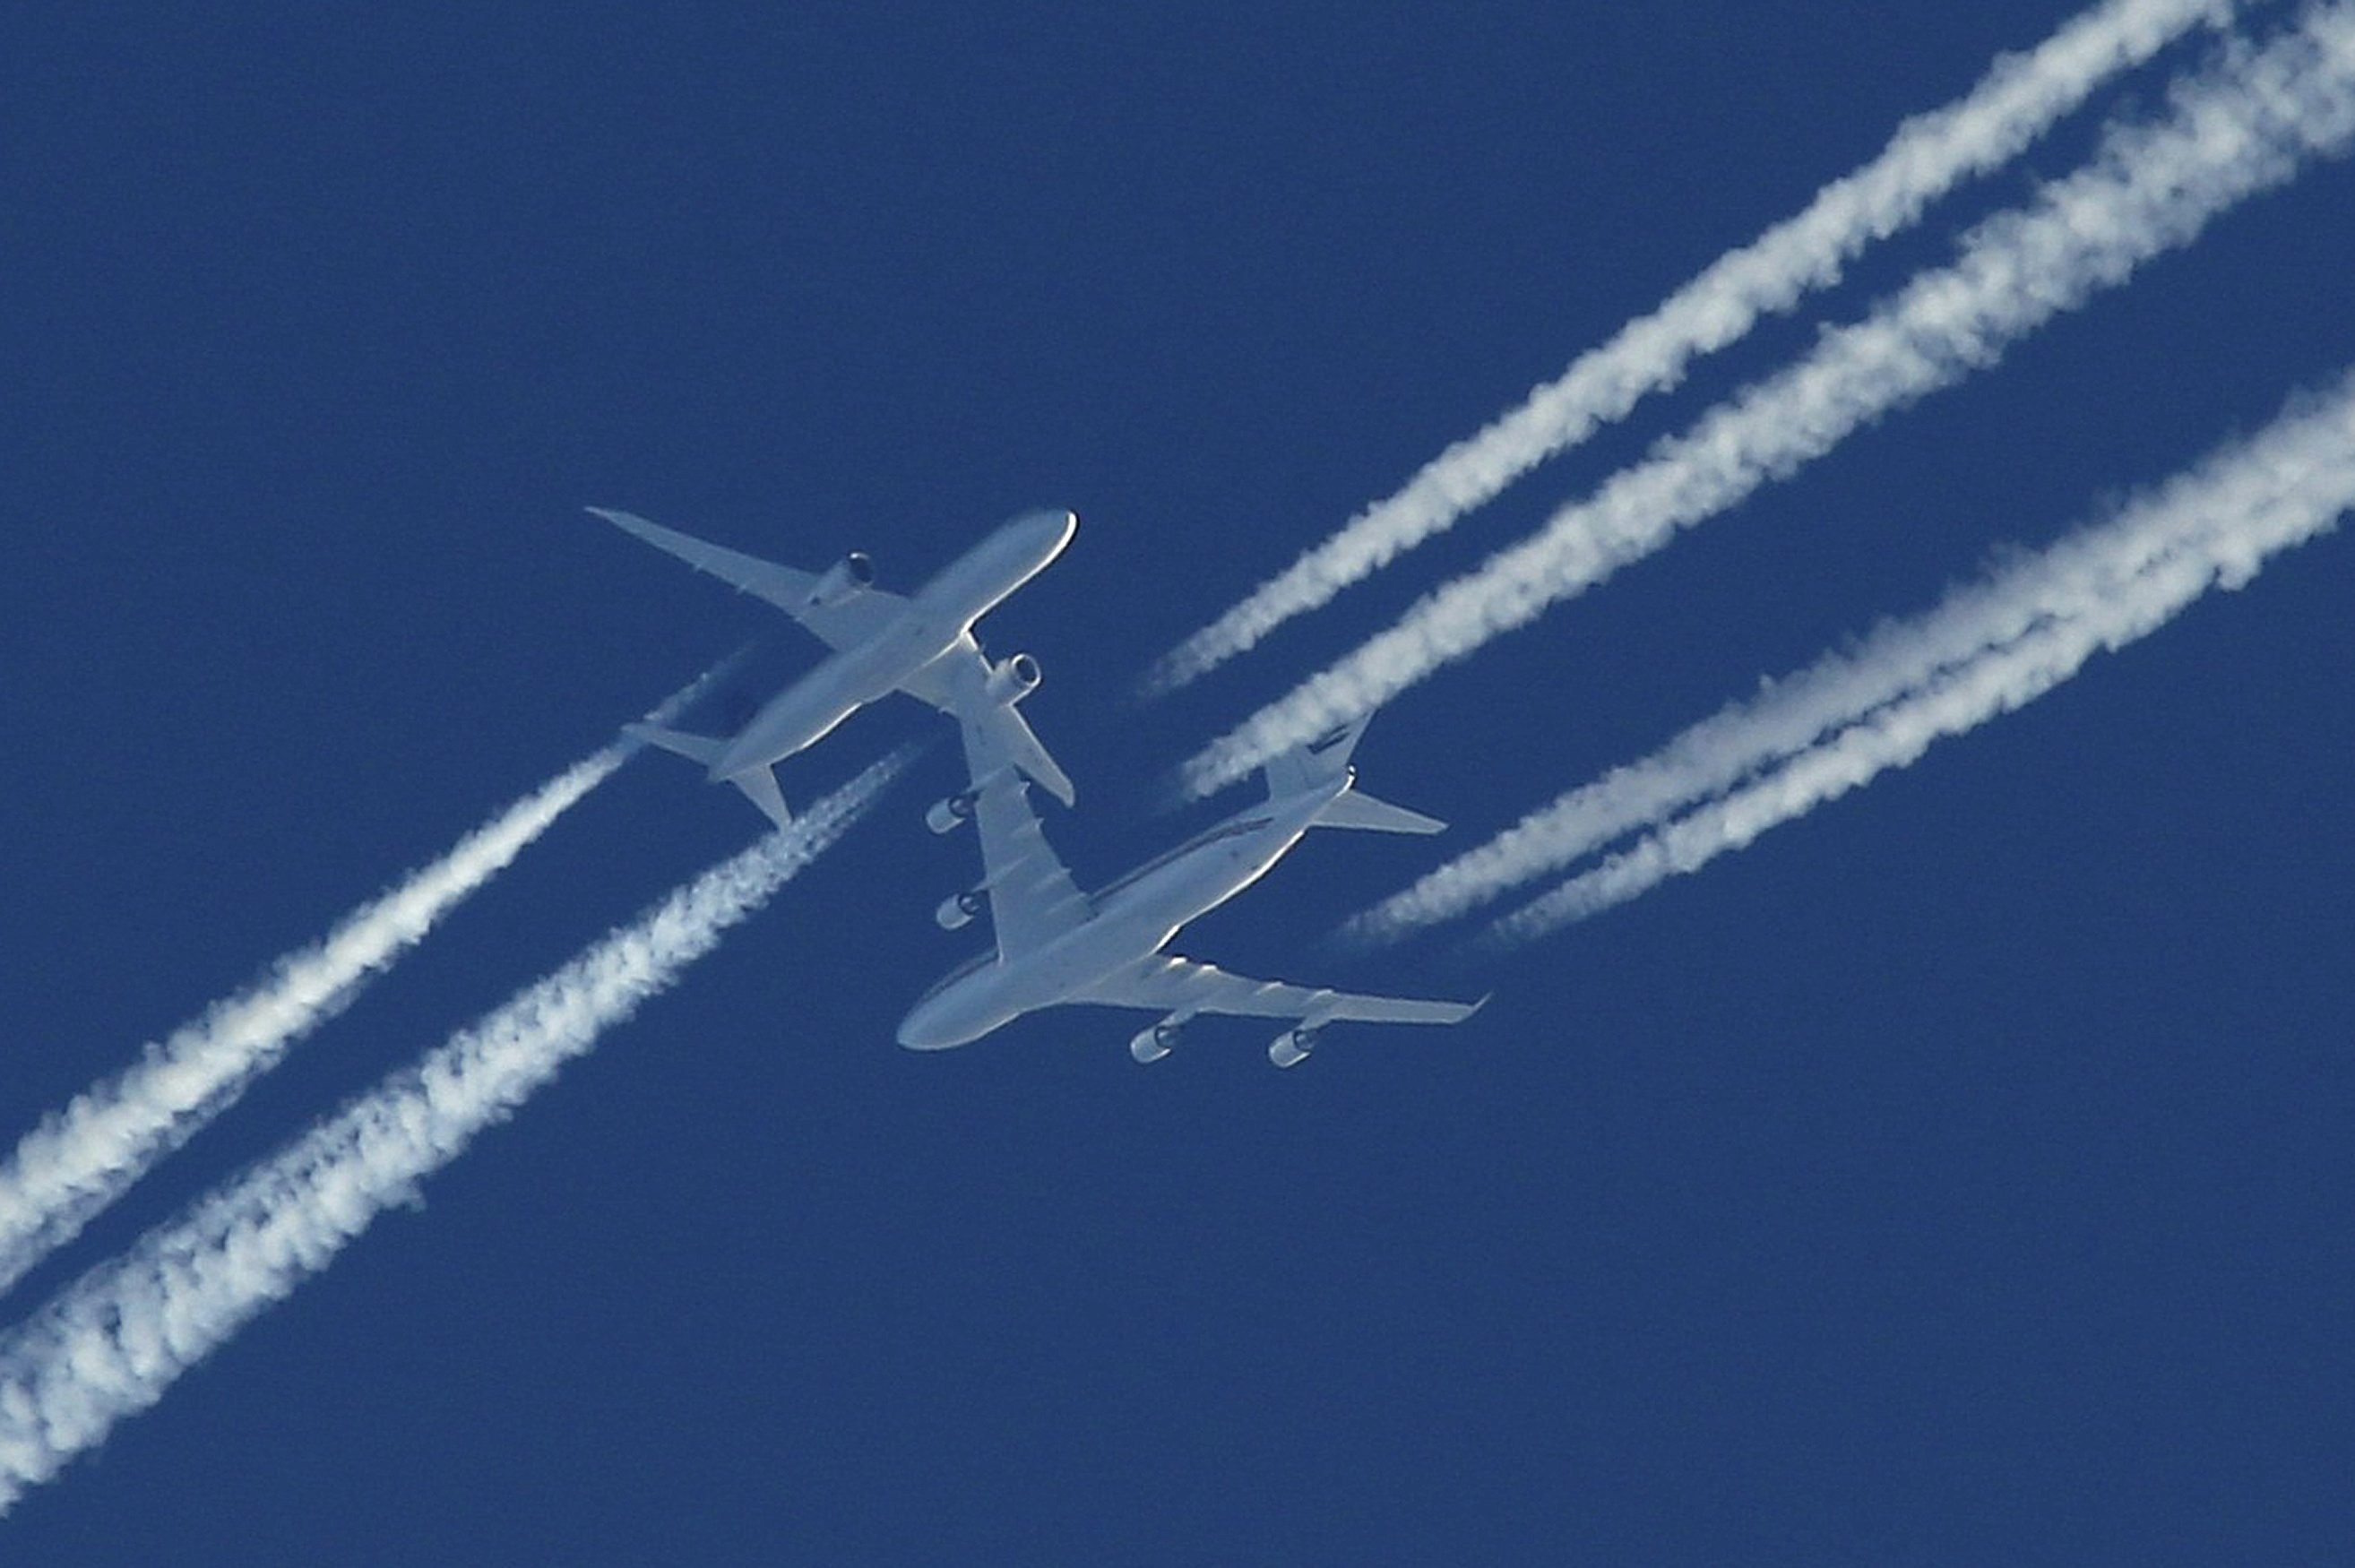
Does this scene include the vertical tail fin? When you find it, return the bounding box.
[1263,714,1447,834]
[1261,715,1374,801]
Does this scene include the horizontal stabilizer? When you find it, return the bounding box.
[623,721,725,768]
[730,766,794,832]
[1316,788,1445,835]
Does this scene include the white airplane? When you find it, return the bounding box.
[587,505,1079,830]
[898,711,1484,1068]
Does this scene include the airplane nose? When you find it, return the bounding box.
[894,995,958,1051]
[1022,508,1077,556]
[895,1012,955,1051]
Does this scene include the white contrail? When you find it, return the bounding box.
[0,748,623,1302]
[1180,3,2355,799]
[1477,373,2355,945]
[0,660,738,1305]
[1144,0,2231,694]
[0,754,902,1514]
[1350,368,2355,942]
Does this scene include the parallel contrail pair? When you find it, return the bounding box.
[1352,366,2355,946]
[0,747,623,1303]
[0,658,739,1305]
[0,755,904,1515]
[1146,0,2234,694]
[1179,1,2355,800]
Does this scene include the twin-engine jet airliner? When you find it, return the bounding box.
[587,506,1078,830]
[899,712,1484,1068]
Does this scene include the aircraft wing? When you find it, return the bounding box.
[902,650,1077,806]
[587,507,911,650]
[955,711,1091,961]
[1077,953,1484,1026]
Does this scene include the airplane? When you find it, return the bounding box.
[898,711,1485,1068]
[586,505,1079,831]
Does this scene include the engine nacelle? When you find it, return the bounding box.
[1128,1012,1190,1064]
[935,889,987,932]
[982,652,1042,707]
[925,791,978,835]
[807,551,876,608]
[1268,1026,1319,1069]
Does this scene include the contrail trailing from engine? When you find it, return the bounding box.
[1473,370,2355,947]
[1143,0,2234,694]
[1351,366,2355,943]
[0,660,738,1304]
[0,753,904,1515]
[1178,3,2355,800]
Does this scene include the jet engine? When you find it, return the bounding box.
[935,889,987,931]
[806,551,876,608]
[1128,1012,1190,1064]
[1267,1025,1321,1069]
[982,652,1042,707]
[926,790,978,835]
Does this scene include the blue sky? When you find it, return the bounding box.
[4,2,2351,1561]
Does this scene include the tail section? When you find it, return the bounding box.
[1262,715,1373,798]
[624,721,725,768]
[625,721,793,831]
[1263,714,1445,835]
[1316,789,1444,835]
[729,766,794,831]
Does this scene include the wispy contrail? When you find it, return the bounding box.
[1354,366,2355,943]
[1180,3,2355,799]
[0,754,902,1514]
[1474,372,2355,946]
[0,661,737,1305]
[1144,0,2231,695]
[0,749,622,1302]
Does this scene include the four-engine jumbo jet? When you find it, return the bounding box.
[587,505,1079,830]
[898,711,1485,1068]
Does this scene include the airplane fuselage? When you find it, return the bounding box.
[896,784,1339,1049]
[711,508,1074,782]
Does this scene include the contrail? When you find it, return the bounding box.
[1143,0,2234,694]
[1179,3,2355,799]
[1475,370,2355,946]
[1356,366,2355,942]
[0,754,903,1515]
[0,749,621,1302]
[0,661,736,1305]
[1353,365,2355,942]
